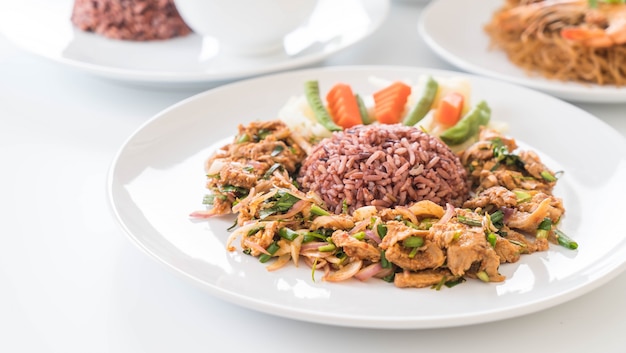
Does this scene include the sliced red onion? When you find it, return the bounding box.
[502,207,514,221]
[299,241,329,252]
[242,238,270,255]
[323,260,363,282]
[188,209,216,219]
[373,267,394,279]
[354,262,384,281]
[266,254,291,271]
[349,220,370,235]
[364,229,382,244]
[438,203,455,224]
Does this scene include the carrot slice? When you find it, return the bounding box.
[435,91,465,126]
[373,81,411,124]
[326,83,363,129]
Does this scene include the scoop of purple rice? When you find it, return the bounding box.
[297,124,469,214]
[71,0,192,41]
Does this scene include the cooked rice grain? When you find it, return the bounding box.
[71,0,192,41]
[297,124,469,214]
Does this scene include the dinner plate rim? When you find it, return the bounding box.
[417,0,626,103]
[0,0,389,85]
[107,65,626,329]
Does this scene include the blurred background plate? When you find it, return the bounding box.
[418,0,626,103]
[0,0,389,87]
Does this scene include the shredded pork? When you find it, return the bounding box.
[192,122,571,290]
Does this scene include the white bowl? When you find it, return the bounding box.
[174,0,319,56]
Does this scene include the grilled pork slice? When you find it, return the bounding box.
[331,230,381,262]
[463,186,517,209]
[394,269,454,289]
[379,221,445,271]
[430,209,504,282]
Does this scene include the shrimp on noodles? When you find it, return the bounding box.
[561,3,626,47]
[485,0,626,85]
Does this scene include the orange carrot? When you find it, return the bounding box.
[326,83,363,129]
[373,81,411,124]
[435,91,465,126]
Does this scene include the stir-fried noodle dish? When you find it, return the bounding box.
[191,76,577,290]
[485,0,626,86]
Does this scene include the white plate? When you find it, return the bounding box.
[418,0,626,103]
[0,0,388,86]
[108,66,626,329]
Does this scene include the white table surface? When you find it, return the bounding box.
[2,1,626,352]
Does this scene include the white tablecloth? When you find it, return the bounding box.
[1,1,625,352]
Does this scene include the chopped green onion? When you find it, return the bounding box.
[476,271,490,282]
[507,239,526,248]
[236,133,250,144]
[377,223,388,238]
[457,215,482,227]
[417,218,436,230]
[555,229,578,250]
[318,243,336,252]
[489,210,504,224]
[352,231,365,240]
[380,250,391,268]
[541,170,557,182]
[432,276,447,291]
[486,232,497,248]
[444,277,466,288]
[536,218,552,239]
[303,231,327,243]
[405,220,420,229]
[537,218,552,230]
[590,0,626,6]
[259,242,280,263]
[310,204,330,216]
[278,227,299,241]
[489,210,505,232]
[402,236,424,248]
[514,190,532,203]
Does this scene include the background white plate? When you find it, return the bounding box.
[0,0,388,86]
[108,66,626,329]
[418,0,626,103]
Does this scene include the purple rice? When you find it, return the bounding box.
[297,124,469,214]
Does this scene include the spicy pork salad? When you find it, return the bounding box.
[190,75,577,290]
